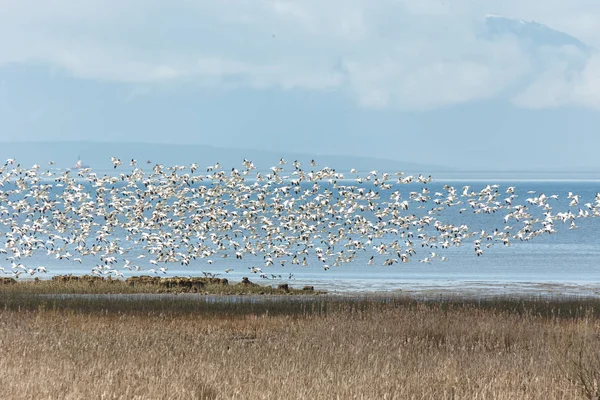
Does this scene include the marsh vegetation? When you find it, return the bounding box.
[0,275,318,296]
[1,292,600,399]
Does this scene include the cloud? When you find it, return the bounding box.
[509,43,599,109]
[1,0,600,110]
[571,55,600,109]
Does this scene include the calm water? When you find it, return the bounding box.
[3,174,600,295]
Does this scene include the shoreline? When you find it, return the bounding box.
[4,274,600,299]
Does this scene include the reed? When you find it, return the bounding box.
[0,295,599,399]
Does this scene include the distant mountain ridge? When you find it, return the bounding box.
[484,14,591,52]
[0,141,449,174]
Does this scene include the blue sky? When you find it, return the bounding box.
[1,0,600,170]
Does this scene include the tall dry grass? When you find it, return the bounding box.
[0,296,599,399]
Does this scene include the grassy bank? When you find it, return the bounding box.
[0,275,319,295]
[0,295,600,399]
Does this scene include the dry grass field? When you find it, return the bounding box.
[0,275,318,295]
[0,291,600,399]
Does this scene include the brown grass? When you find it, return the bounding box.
[0,275,319,295]
[0,295,599,399]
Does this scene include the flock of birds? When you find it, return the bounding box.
[0,157,597,279]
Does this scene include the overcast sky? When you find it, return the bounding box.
[1,0,599,170]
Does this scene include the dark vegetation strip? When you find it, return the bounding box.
[3,291,600,320]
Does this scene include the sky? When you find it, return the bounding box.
[1,0,600,170]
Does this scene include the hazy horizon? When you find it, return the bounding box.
[1,141,600,182]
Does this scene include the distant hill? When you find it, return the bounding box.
[485,14,591,52]
[0,141,449,174]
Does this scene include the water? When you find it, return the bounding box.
[2,170,600,296]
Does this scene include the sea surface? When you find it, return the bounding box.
[2,169,600,296]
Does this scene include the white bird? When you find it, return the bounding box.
[110,157,122,168]
[0,155,589,290]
